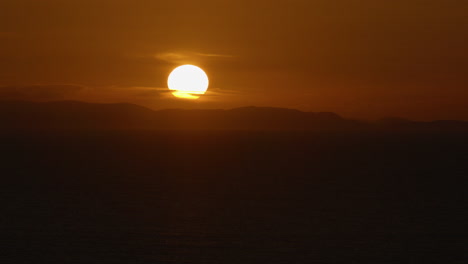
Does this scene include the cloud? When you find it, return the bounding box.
[203,87,240,97]
[0,84,84,101]
[0,83,244,111]
[192,52,234,58]
[154,51,234,64]
[126,86,237,100]
[126,86,172,98]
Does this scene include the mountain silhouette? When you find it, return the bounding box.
[0,100,467,131]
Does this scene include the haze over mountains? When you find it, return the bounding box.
[1,100,467,130]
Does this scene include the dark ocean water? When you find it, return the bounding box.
[1,131,467,263]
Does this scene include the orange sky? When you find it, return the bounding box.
[0,0,467,120]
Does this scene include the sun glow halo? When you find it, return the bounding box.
[167,65,209,99]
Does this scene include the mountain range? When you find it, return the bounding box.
[0,100,467,131]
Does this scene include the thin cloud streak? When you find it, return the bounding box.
[155,51,235,64]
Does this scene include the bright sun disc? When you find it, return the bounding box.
[168,65,209,99]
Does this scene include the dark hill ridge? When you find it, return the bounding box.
[0,100,467,130]
[0,100,156,129]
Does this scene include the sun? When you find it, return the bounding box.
[167,65,209,99]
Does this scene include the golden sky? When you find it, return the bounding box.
[0,0,467,120]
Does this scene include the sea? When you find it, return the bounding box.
[1,130,466,263]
